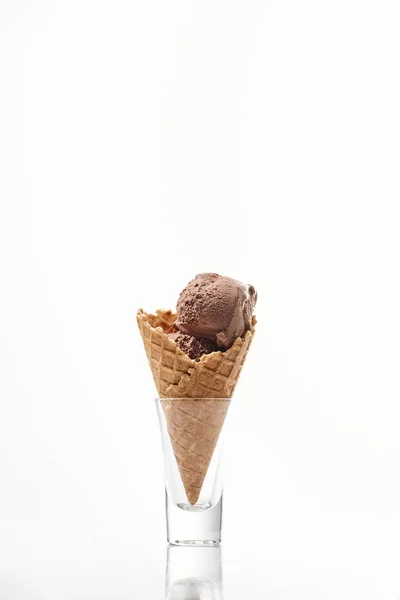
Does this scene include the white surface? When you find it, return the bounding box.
[1,0,400,597]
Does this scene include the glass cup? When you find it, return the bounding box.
[156,398,231,546]
[166,545,223,600]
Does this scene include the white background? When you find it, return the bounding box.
[1,0,400,598]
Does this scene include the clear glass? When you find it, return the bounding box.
[166,545,223,599]
[156,398,231,546]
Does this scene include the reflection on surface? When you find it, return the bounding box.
[166,545,223,600]
[167,578,220,600]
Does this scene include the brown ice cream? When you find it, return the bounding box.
[175,273,257,350]
[168,331,219,361]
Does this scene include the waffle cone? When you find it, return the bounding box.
[137,308,256,504]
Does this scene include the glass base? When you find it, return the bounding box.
[166,492,223,546]
[169,539,220,547]
[177,502,212,512]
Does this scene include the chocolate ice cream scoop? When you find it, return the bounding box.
[175,273,257,349]
[168,331,220,361]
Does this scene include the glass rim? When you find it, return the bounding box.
[155,397,231,402]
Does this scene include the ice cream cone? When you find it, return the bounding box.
[137,309,256,504]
